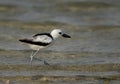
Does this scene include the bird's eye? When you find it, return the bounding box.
[59,32,62,34]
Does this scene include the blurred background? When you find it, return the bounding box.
[0,0,120,52]
[0,0,120,84]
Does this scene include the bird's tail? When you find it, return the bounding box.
[19,39,33,43]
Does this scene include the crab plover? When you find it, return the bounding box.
[19,29,71,65]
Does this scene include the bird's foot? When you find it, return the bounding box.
[43,60,50,65]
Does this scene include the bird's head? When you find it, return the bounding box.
[51,29,71,39]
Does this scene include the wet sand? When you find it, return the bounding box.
[0,50,119,84]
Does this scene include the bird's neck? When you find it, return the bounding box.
[50,33,59,40]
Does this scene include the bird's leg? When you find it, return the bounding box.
[30,49,40,63]
[30,50,34,59]
[30,49,49,65]
[30,51,34,63]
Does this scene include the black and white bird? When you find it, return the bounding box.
[19,29,71,65]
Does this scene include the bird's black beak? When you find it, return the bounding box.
[62,33,71,38]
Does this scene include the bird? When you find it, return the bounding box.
[19,29,71,65]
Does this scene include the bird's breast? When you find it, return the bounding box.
[29,44,45,50]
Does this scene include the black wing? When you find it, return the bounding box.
[19,39,51,46]
[33,33,53,40]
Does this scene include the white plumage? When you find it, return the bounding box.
[33,35,53,43]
